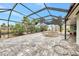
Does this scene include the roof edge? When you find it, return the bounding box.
[65,3,79,20]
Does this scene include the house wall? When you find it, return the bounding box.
[76,14,79,44]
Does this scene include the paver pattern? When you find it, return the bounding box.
[0,33,79,56]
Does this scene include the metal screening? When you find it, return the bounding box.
[0,3,71,39]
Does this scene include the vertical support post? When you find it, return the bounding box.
[7,4,17,38]
[65,18,67,40]
[0,30,1,38]
[8,19,9,38]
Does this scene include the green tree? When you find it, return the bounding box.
[30,19,40,33]
[23,17,31,33]
[13,23,25,35]
[40,25,48,31]
[31,19,40,25]
[1,23,6,27]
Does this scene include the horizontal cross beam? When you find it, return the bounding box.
[26,7,68,17]
[35,14,65,20]
[0,18,22,23]
[47,7,68,12]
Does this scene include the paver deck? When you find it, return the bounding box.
[0,32,79,56]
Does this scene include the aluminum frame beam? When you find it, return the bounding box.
[0,8,25,16]
[65,18,67,40]
[0,19,22,23]
[20,3,41,18]
[0,8,11,10]
[44,3,51,15]
[35,15,51,19]
[7,3,18,38]
[26,7,68,17]
[47,7,68,12]
[0,9,12,13]
[26,8,46,17]
[0,10,10,13]
[35,14,65,20]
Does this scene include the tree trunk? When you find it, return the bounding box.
[23,23,28,34]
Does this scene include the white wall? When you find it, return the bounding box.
[76,14,79,44]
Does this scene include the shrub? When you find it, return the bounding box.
[35,27,41,32]
[40,25,48,31]
[13,23,25,36]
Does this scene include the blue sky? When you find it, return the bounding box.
[0,3,71,25]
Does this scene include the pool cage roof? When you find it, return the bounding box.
[0,3,72,24]
[0,3,73,39]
